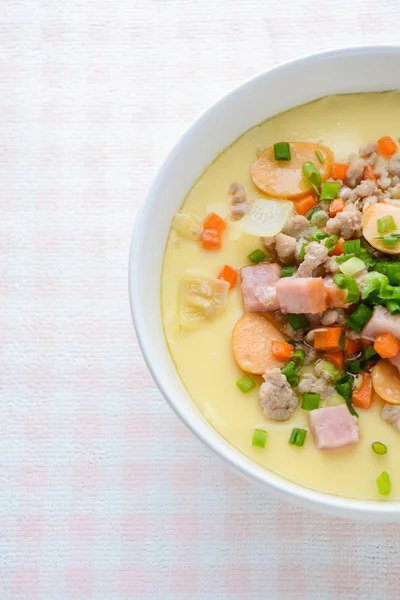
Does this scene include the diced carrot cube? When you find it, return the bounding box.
[203,213,226,233]
[377,136,397,157]
[202,229,221,249]
[364,163,378,184]
[314,327,346,350]
[218,264,238,289]
[329,198,345,217]
[271,341,293,360]
[322,350,344,370]
[332,163,348,181]
[352,373,373,409]
[293,194,317,216]
[374,332,400,359]
[344,336,363,355]
[330,238,344,256]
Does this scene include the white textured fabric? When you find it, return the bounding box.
[2,1,400,599]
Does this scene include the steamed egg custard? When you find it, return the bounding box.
[162,92,400,500]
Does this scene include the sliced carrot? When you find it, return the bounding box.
[363,163,378,184]
[293,194,317,216]
[203,213,226,233]
[251,142,334,199]
[330,238,344,256]
[271,341,293,360]
[218,264,238,289]
[372,359,400,405]
[352,372,373,409]
[232,313,285,374]
[202,229,221,249]
[362,203,400,255]
[332,163,348,181]
[378,136,397,157]
[329,198,345,217]
[344,336,363,355]
[314,327,345,350]
[374,332,400,359]
[361,337,373,347]
[322,350,344,370]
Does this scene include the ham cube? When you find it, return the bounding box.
[309,404,359,450]
[240,263,280,312]
[276,276,327,314]
[324,276,348,308]
[361,305,400,341]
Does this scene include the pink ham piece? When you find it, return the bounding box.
[361,305,400,341]
[309,404,359,450]
[276,276,327,314]
[240,263,280,312]
[324,276,348,308]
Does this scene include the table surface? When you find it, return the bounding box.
[2,1,400,599]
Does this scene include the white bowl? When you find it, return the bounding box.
[130,46,400,521]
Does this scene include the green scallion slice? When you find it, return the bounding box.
[289,428,307,446]
[376,471,391,495]
[335,253,355,264]
[286,314,310,330]
[335,374,358,417]
[301,392,320,411]
[287,375,300,388]
[347,304,372,332]
[292,348,305,366]
[305,206,321,221]
[325,234,339,252]
[302,161,322,194]
[299,242,307,260]
[274,142,291,161]
[281,360,297,380]
[315,149,325,164]
[281,265,295,278]
[320,181,340,201]
[345,359,363,373]
[382,235,400,246]
[343,239,361,254]
[386,299,400,314]
[309,229,328,242]
[377,215,397,234]
[364,345,377,361]
[372,441,387,455]
[332,273,360,304]
[252,428,268,448]
[248,249,267,263]
[236,374,255,393]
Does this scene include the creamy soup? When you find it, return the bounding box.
[162,92,400,501]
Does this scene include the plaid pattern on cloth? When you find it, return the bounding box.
[1,0,400,598]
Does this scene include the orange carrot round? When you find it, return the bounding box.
[251,142,333,199]
[372,359,400,405]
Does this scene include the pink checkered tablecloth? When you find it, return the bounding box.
[2,1,400,598]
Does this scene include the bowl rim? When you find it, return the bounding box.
[130,45,400,519]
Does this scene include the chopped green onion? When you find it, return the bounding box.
[281,360,297,380]
[339,256,365,276]
[345,359,363,373]
[316,359,341,380]
[386,299,400,314]
[287,375,300,388]
[289,428,307,446]
[299,242,307,260]
[372,441,387,455]
[281,265,295,278]
[305,206,321,221]
[248,249,266,263]
[335,374,358,417]
[377,215,397,234]
[325,234,339,252]
[347,304,372,332]
[302,161,322,194]
[292,348,305,366]
[236,374,255,393]
[333,273,360,303]
[252,428,268,448]
[376,471,391,496]
[320,181,340,201]
[286,314,310,330]
[301,392,320,411]
[364,345,377,360]
[343,239,361,253]
[309,229,328,242]
[361,271,388,300]
[374,233,400,240]
[374,262,400,285]
[315,149,325,164]
[274,142,291,161]
[335,253,355,264]
[382,235,400,246]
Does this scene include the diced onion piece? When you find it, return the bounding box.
[237,198,293,237]
[172,212,203,240]
[178,272,229,328]
[321,393,345,407]
[339,256,366,276]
